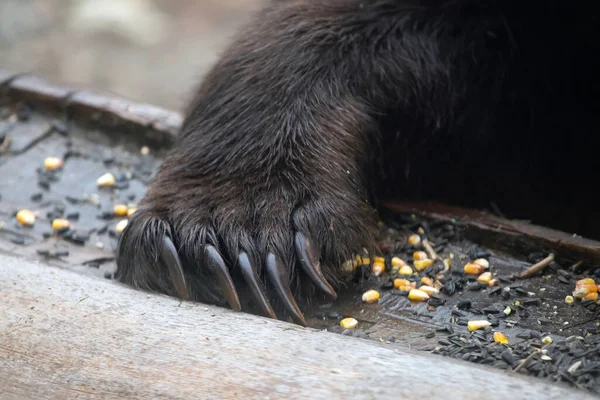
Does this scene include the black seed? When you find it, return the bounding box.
[501,349,516,366]
[103,156,116,164]
[30,192,43,202]
[515,287,529,296]
[103,272,113,279]
[425,331,436,339]
[522,298,541,306]
[538,318,553,325]
[87,262,100,269]
[558,276,571,284]
[483,307,500,314]
[391,289,409,296]
[10,236,25,245]
[66,212,80,220]
[468,282,487,291]
[56,227,70,235]
[516,332,531,339]
[468,247,491,259]
[381,281,394,290]
[438,339,451,346]
[457,300,472,310]
[530,331,542,340]
[42,231,53,239]
[16,103,31,121]
[429,296,444,307]
[36,249,50,256]
[97,224,108,235]
[557,269,571,277]
[325,311,340,319]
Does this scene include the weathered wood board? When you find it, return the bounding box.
[0,254,594,400]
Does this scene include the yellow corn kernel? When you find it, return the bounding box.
[391,257,407,268]
[584,291,598,302]
[44,156,63,170]
[413,251,428,260]
[408,289,429,302]
[393,278,415,291]
[372,262,385,276]
[565,295,574,305]
[51,218,70,231]
[340,317,358,329]
[374,256,385,264]
[362,289,380,303]
[113,204,128,217]
[464,263,485,275]
[115,219,128,234]
[467,320,491,332]
[421,276,433,286]
[127,207,137,217]
[477,272,493,284]
[398,265,413,276]
[419,285,439,297]
[577,278,596,285]
[16,209,35,226]
[414,259,433,272]
[493,332,509,344]
[408,234,421,246]
[360,257,371,265]
[96,172,116,187]
[488,278,499,287]
[542,336,553,345]
[342,259,358,273]
[473,258,489,269]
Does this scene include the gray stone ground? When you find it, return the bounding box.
[0,0,266,111]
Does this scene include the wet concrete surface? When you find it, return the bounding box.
[1,101,599,394]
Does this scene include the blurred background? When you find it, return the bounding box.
[0,0,267,111]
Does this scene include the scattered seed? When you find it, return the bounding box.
[542,336,553,345]
[419,285,439,297]
[115,219,128,234]
[16,209,35,226]
[408,289,430,302]
[467,320,491,332]
[362,289,380,303]
[340,318,358,329]
[464,263,485,275]
[96,172,116,187]
[44,157,63,170]
[413,259,433,271]
[477,272,493,284]
[399,265,413,276]
[408,234,421,246]
[391,257,407,268]
[51,218,70,231]
[413,251,428,260]
[493,332,509,344]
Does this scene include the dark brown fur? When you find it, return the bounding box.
[116,0,599,322]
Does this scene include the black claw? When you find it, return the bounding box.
[205,245,242,311]
[295,232,337,299]
[160,235,189,300]
[265,252,307,326]
[238,252,277,319]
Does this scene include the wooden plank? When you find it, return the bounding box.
[0,254,593,400]
[384,201,600,265]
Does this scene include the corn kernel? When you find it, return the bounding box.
[421,277,433,286]
[473,258,489,269]
[16,209,35,226]
[419,285,439,296]
[51,218,70,231]
[477,272,493,284]
[362,289,380,303]
[493,332,509,344]
[464,263,485,275]
[360,257,371,265]
[565,295,574,305]
[413,251,428,260]
[408,234,421,246]
[115,219,128,234]
[488,278,499,287]
[96,172,116,187]
[584,291,598,302]
[577,278,596,285]
[414,259,433,272]
[127,207,137,217]
[374,256,385,264]
[467,320,491,332]
[542,336,553,345]
[398,265,413,276]
[342,259,358,273]
[393,278,415,291]
[391,257,407,270]
[372,262,385,276]
[408,289,429,302]
[340,317,358,329]
[44,157,63,170]
[113,204,128,217]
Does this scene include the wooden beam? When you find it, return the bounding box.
[0,254,593,400]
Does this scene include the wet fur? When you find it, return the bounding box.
[116,0,599,320]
